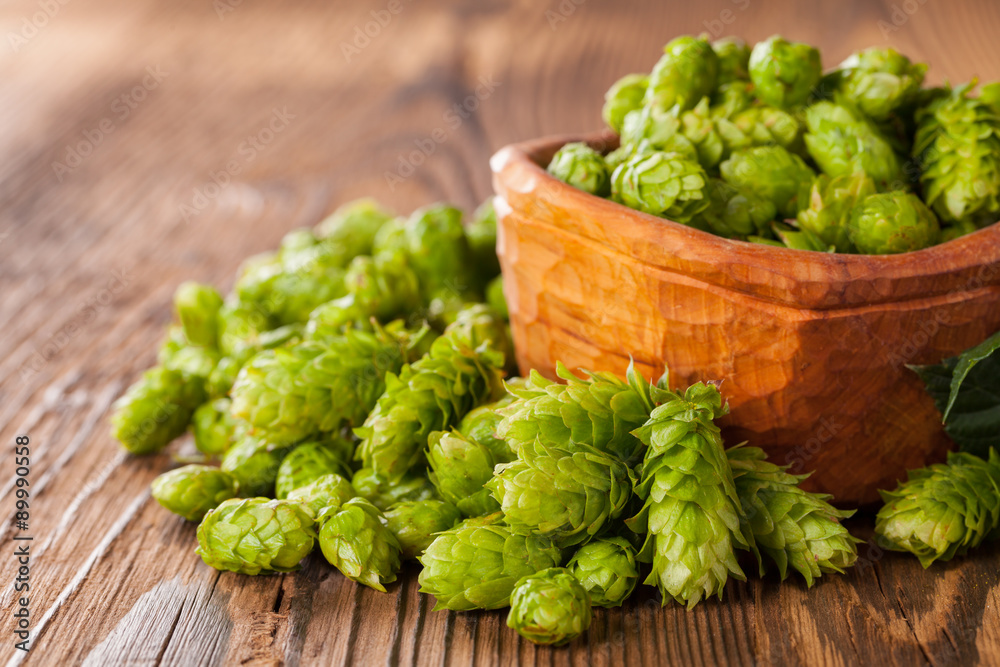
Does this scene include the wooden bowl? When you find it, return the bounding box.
[490,132,1000,506]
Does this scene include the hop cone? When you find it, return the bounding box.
[158,328,219,383]
[313,197,394,258]
[221,433,293,498]
[351,467,438,511]
[644,35,718,112]
[355,308,508,482]
[111,366,207,455]
[804,101,905,191]
[458,393,518,459]
[847,191,940,254]
[417,514,562,610]
[318,497,401,591]
[728,445,860,586]
[485,275,507,320]
[547,142,611,196]
[403,204,477,299]
[711,81,754,119]
[496,362,655,465]
[722,106,804,156]
[914,84,1000,225]
[612,150,711,222]
[192,398,237,456]
[603,73,648,134]
[275,441,351,499]
[196,497,316,575]
[488,440,633,549]
[427,430,508,518]
[748,35,822,109]
[876,450,1000,568]
[287,473,354,517]
[173,282,223,349]
[629,382,749,609]
[835,47,927,122]
[152,465,239,522]
[619,107,699,164]
[507,568,591,646]
[720,145,815,219]
[384,499,462,559]
[465,197,502,290]
[712,37,750,85]
[231,323,431,446]
[567,536,640,607]
[206,356,243,399]
[796,173,877,252]
[695,178,777,239]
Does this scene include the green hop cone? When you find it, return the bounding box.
[914,84,1000,225]
[158,326,219,382]
[355,306,508,482]
[287,473,354,517]
[417,514,562,610]
[727,445,860,586]
[619,106,699,163]
[196,497,316,575]
[465,198,502,289]
[111,366,207,455]
[304,254,420,333]
[275,441,351,499]
[723,106,804,156]
[496,362,655,465]
[427,430,510,518]
[485,275,508,320]
[748,35,822,109]
[318,497,401,591]
[547,142,611,196]
[458,391,518,458]
[507,568,591,646]
[803,101,906,191]
[405,204,478,299]
[174,282,223,349]
[612,150,709,223]
[720,145,815,219]
[314,198,394,258]
[384,499,462,559]
[217,302,302,362]
[711,81,755,119]
[695,178,777,239]
[192,398,237,456]
[834,47,927,122]
[629,382,749,609]
[489,440,634,548]
[152,465,240,522]
[876,450,1000,568]
[940,220,978,243]
[602,73,648,134]
[231,323,432,446]
[351,467,438,511]
[566,536,640,607]
[712,37,751,85]
[796,173,877,252]
[206,356,243,399]
[220,433,294,498]
[847,191,940,254]
[644,35,719,112]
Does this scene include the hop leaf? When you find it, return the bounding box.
[318,497,401,591]
[287,473,354,517]
[351,467,438,511]
[796,173,877,252]
[507,568,591,646]
[196,498,316,575]
[727,445,860,586]
[645,35,719,112]
[192,398,237,456]
[275,440,352,499]
[152,465,239,522]
[384,499,462,559]
[847,191,940,254]
[488,440,634,548]
[417,514,562,610]
[603,73,648,134]
[803,101,906,190]
[547,142,611,196]
[111,366,207,455]
[220,433,294,498]
[914,84,1000,225]
[748,35,822,109]
[496,362,655,464]
[876,450,1000,567]
[629,383,748,608]
[720,146,815,219]
[567,536,640,607]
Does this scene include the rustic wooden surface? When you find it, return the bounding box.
[1,0,999,664]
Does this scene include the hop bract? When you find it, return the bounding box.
[507,568,591,646]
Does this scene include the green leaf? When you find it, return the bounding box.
[910,330,1000,457]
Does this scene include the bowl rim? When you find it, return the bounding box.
[491,131,1000,309]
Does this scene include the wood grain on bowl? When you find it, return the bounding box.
[492,134,1000,505]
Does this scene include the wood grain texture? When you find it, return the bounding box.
[492,134,1000,505]
[0,0,999,664]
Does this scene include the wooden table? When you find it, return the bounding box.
[2,0,999,664]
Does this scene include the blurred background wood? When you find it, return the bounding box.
[0,0,998,664]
